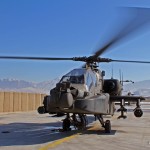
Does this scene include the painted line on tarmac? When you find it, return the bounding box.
[39,123,100,150]
[39,133,80,150]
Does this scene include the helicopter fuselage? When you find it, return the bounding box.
[40,67,115,115]
[37,66,145,132]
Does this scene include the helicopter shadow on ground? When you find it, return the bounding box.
[0,121,79,146]
[81,129,116,136]
[0,115,115,146]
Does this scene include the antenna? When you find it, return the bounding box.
[111,64,114,79]
[122,72,124,86]
[119,69,122,85]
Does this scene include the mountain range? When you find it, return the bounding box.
[123,80,150,97]
[0,78,150,96]
[0,78,60,94]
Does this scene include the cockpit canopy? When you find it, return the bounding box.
[60,68,101,91]
[60,69,85,84]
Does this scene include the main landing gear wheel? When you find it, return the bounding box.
[62,113,71,131]
[104,120,111,133]
[62,118,71,131]
[96,114,111,133]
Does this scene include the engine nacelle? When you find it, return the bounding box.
[103,79,122,95]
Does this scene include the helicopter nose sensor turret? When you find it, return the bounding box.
[49,82,75,109]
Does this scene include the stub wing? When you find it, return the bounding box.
[110,95,145,102]
[110,95,145,119]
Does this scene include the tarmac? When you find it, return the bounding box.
[0,104,150,150]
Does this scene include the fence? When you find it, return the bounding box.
[0,91,46,113]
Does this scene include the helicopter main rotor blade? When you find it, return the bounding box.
[1,56,150,64]
[93,7,150,58]
[110,59,150,64]
[0,56,73,61]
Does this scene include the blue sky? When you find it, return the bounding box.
[0,0,150,82]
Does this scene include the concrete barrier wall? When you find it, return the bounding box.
[0,91,46,113]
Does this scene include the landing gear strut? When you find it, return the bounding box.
[72,114,88,130]
[96,114,111,133]
[62,113,88,131]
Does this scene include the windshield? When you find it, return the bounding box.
[60,69,86,84]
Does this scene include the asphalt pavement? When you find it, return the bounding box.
[0,104,150,150]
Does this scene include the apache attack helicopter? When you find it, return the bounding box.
[0,7,150,133]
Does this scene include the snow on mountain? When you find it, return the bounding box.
[123,80,150,96]
[0,78,60,94]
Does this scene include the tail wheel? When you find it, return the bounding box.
[105,120,111,133]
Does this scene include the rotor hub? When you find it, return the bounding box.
[73,56,112,63]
